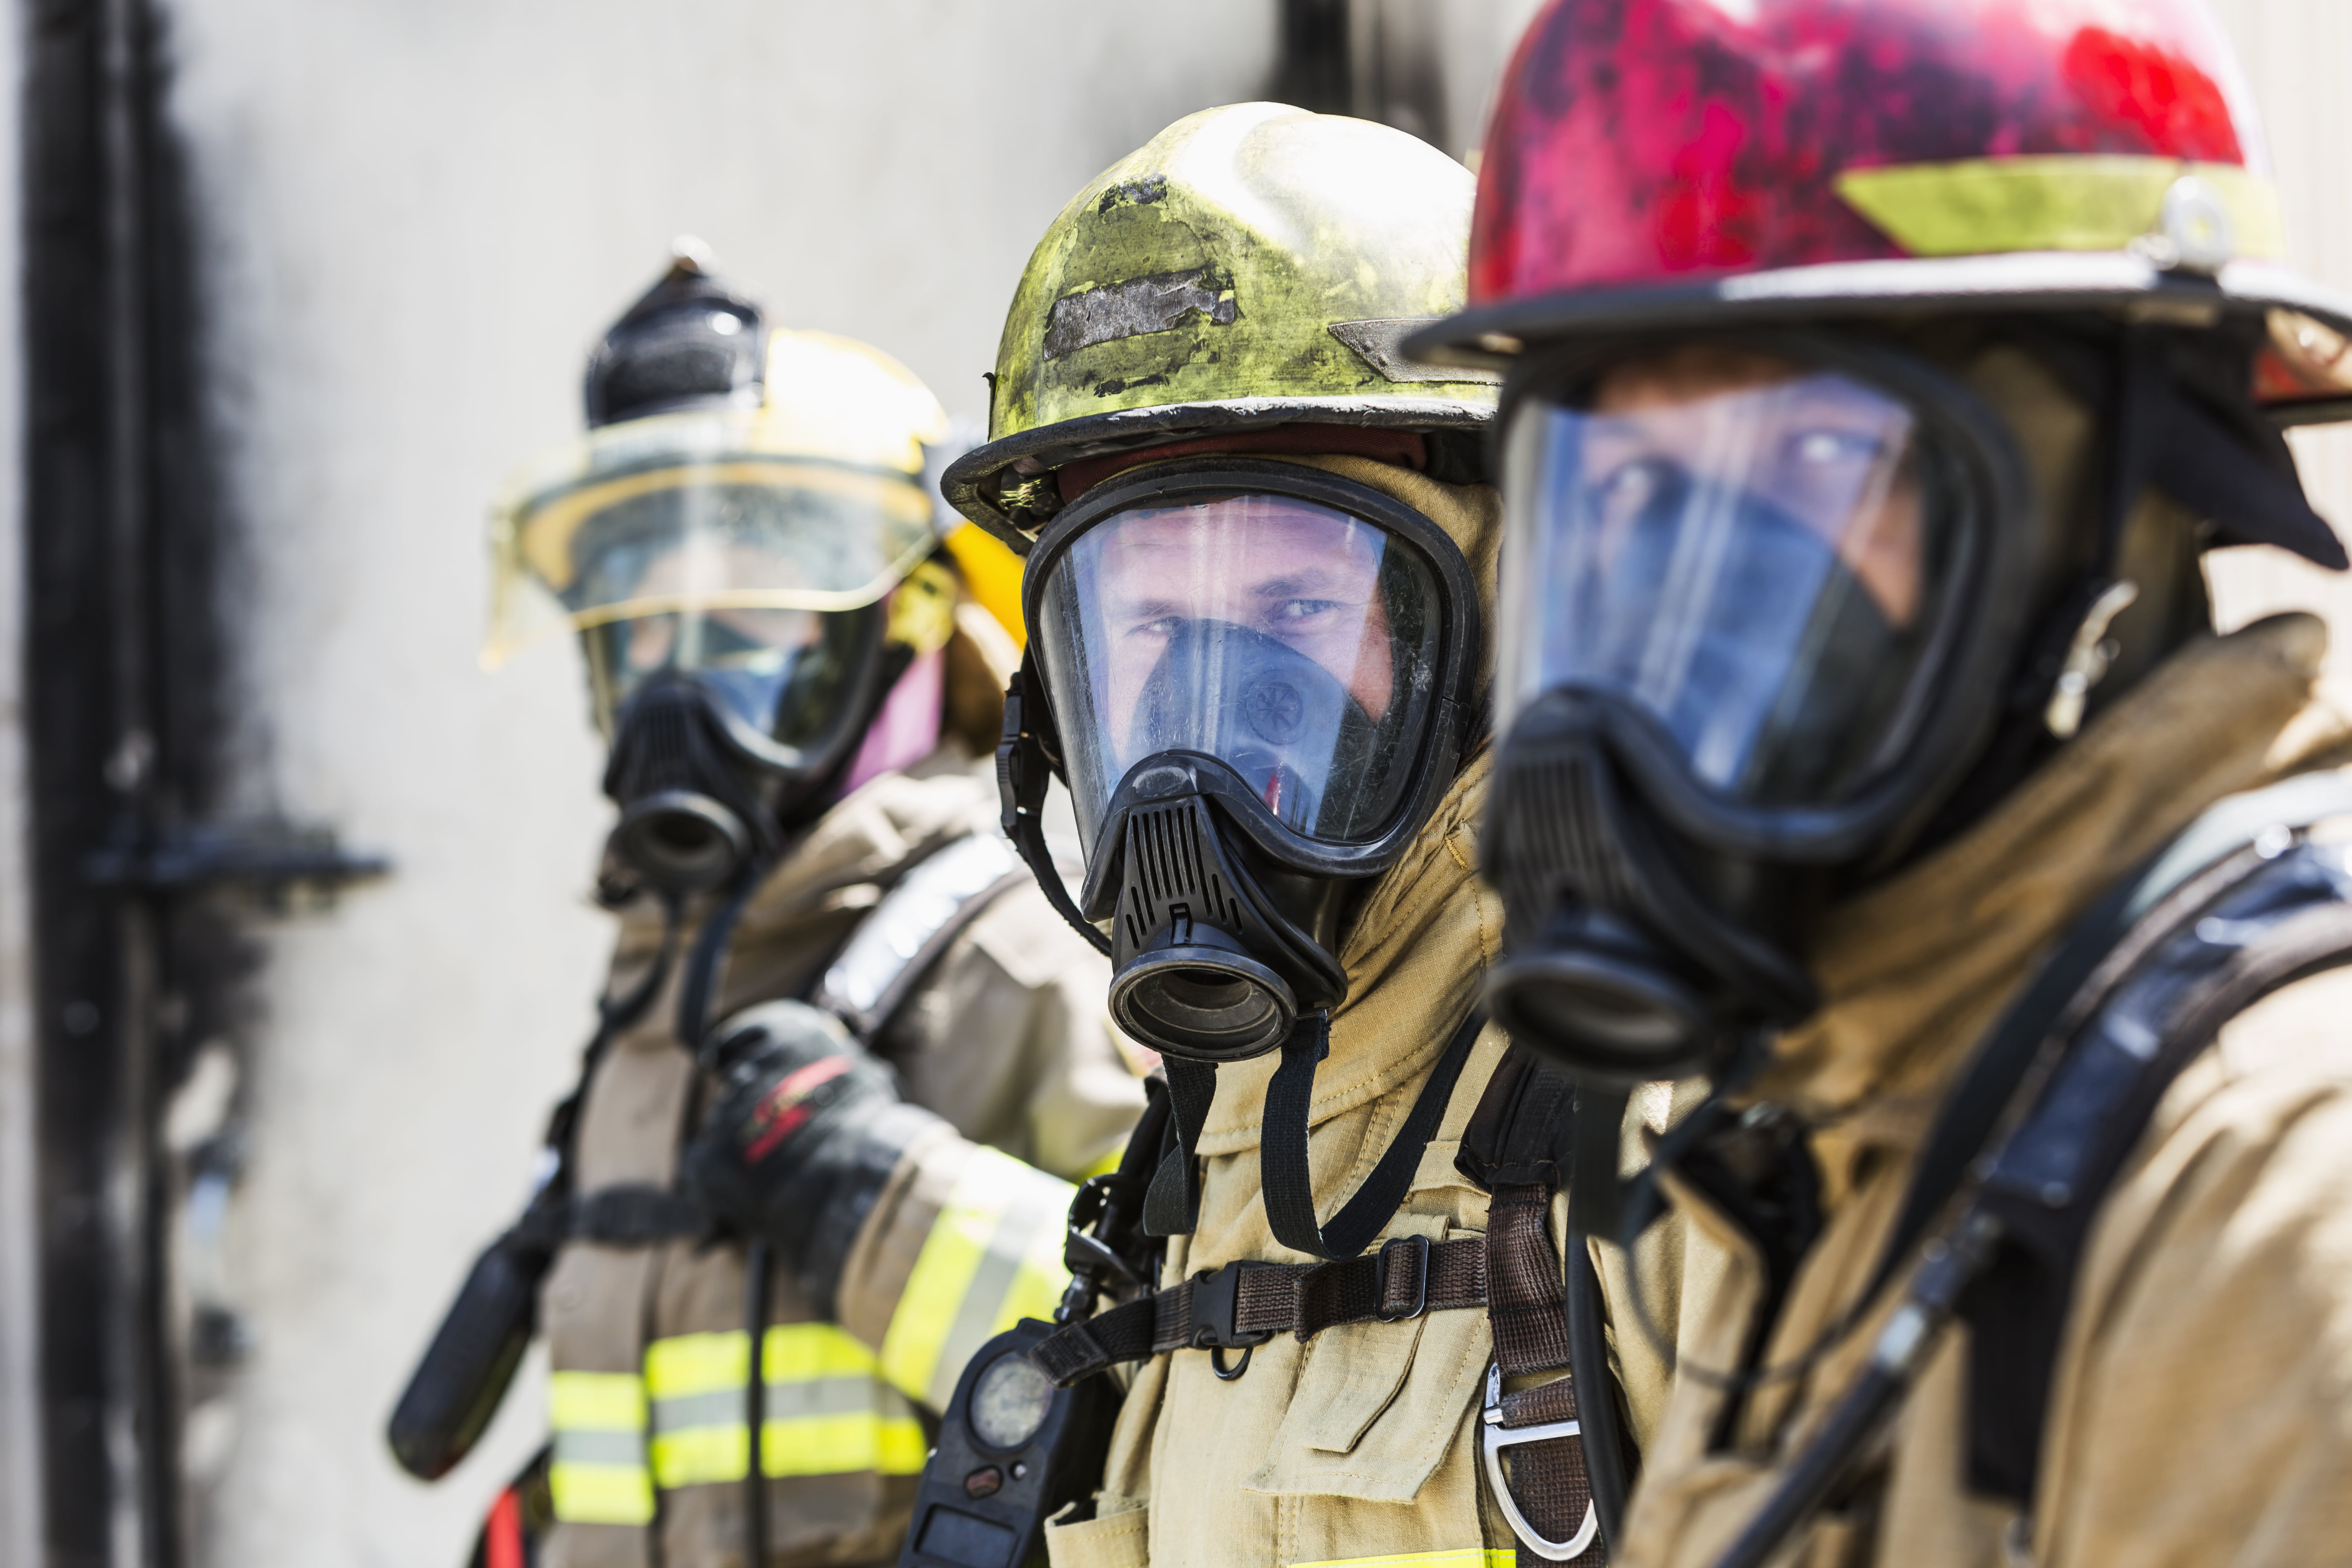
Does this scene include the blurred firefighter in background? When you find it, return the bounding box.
[1415,0,2352,1565]
[388,241,1146,1568]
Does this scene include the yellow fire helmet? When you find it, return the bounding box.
[487,326,1029,707]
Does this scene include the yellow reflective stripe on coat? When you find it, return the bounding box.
[547,1370,654,1526]
[880,1146,1074,1410]
[642,1323,925,1486]
[1289,1553,1514,1568]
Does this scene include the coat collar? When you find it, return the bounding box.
[1760,614,2351,1123]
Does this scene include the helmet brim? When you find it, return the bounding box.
[1407,252,2352,427]
[941,395,1493,551]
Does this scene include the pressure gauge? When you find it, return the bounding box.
[969,1349,1055,1452]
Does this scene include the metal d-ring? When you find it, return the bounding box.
[1481,1363,1599,1560]
[1210,1343,1254,1381]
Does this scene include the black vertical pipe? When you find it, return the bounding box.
[27,0,136,1558]
[1273,0,1352,115]
[26,0,239,1561]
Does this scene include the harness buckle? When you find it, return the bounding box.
[1481,1363,1600,1561]
[1374,1234,1431,1322]
[1187,1261,1276,1354]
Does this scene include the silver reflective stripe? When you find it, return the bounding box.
[652,1374,891,1435]
[551,1428,652,1468]
[813,831,1025,1035]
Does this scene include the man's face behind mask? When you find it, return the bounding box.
[1039,491,1444,850]
[1502,345,1950,813]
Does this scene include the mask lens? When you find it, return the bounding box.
[1500,351,1958,808]
[1035,490,1445,852]
[583,601,883,745]
[528,442,911,749]
[490,410,937,662]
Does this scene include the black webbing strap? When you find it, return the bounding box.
[1459,1045,1602,1564]
[997,657,1112,957]
[555,1184,713,1247]
[1143,1058,1218,1238]
[1029,1234,1488,1387]
[1261,1008,1485,1260]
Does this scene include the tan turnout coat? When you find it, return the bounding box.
[541,615,1148,1568]
[1617,615,2352,1568]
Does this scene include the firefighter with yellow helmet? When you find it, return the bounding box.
[389,243,1145,1568]
[885,104,1711,1568]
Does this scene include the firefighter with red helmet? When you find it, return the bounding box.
[1413,1,2352,1564]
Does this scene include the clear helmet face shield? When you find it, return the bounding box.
[489,409,941,890]
[1483,341,2031,1081]
[1022,459,1479,1061]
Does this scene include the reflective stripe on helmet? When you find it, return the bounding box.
[879,1146,1074,1410]
[642,1323,925,1485]
[546,1370,655,1526]
[1834,156,2284,263]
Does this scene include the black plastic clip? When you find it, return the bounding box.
[1061,1174,1147,1295]
[1189,1261,1274,1380]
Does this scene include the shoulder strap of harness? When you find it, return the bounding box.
[1960,820,2352,1501]
[1703,768,2352,1568]
[810,829,1031,1042]
[1460,1044,1612,1564]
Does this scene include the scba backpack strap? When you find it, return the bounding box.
[1705,768,2352,1568]
[1457,1045,1614,1565]
[1960,828,2352,1503]
[811,829,1030,1040]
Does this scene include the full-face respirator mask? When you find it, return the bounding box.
[1480,324,2350,1089]
[487,255,960,898]
[997,457,1482,1065]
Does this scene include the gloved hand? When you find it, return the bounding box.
[682,1000,945,1313]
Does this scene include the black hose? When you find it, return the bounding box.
[1706,1363,1907,1568]
[744,1238,771,1568]
[1565,1232,1630,1556]
[1705,1217,2002,1568]
[679,865,765,1060]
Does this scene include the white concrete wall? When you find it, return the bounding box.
[2203,0,2352,653]
[157,4,1274,1564]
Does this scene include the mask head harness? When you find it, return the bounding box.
[999,455,1481,1064]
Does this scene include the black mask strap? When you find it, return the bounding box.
[1564,1080,1631,1245]
[1144,1057,1218,1237]
[998,655,1111,957]
[1259,1008,1484,1260]
[678,858,770,1060]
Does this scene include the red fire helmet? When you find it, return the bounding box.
[1412,0,2352,423]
